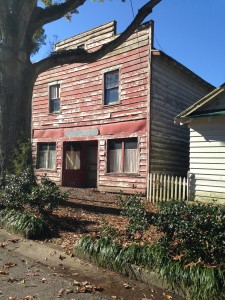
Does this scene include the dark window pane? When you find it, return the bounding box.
[105,71,119,88]
[104,70,119,105]
[125,138,138,149]
[50,84,60,99]
[50,98,60,112]
[105,88,118,104]
[39,144,48,151]
[109,140,122,150]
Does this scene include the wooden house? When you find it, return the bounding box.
[175,83,225,204]
[32,21,212,196]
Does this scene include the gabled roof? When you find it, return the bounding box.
[175,83,225,123]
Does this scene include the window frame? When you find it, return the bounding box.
[107,138,139,174]
[36,142,57,170]
[104,69,120,106]
[49,82,61,113]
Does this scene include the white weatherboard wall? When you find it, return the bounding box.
[189,115,225,204]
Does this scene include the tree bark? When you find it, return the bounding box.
[0,47,36,171]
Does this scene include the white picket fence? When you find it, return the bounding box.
[148,173,187,202]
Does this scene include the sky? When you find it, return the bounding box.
[33,0,225,87]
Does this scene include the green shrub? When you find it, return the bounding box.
[28,175,68,215]
[1,167,35,210]
[156,201,225,266]
[100,216,118,240]
[75,236,225,300]
[119,193,148,240]
[0,168,67,216]
[11,139,33,175]
[0,209,48,238]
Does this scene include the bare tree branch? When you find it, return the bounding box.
[34,0,161,75]
[33,0,86,30]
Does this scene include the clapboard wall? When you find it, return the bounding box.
[150,51,212,176]
[189,114,225,203]
[32,21,151,193]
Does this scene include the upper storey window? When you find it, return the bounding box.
[49,84,60,113]
[104,70,119,105]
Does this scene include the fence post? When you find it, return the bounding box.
[149,173,188,203]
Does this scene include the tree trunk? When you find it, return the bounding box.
[0,47,35,173]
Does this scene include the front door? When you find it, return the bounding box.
[63,142,84,187]
[62,141,98,188]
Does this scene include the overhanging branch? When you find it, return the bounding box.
[34,0,161,75]
[33,0,86,30]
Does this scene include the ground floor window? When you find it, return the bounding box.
[108,138,138,173]
[37,142,56,170]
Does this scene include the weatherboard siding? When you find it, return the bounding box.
[32,22,150,193]
[150,55,210,176]
[189,115,225,203]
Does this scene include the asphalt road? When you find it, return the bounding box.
[0,229,184,300]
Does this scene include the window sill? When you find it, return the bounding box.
[48,111,61,115]
[103,101,121,107]
[35,168,57,173]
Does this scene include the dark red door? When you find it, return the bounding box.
[62,142,84,187]
[62,141,98,188]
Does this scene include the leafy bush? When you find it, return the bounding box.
[10,139,33,175]
[0,209,48,239]
[119,193,148,240]
[100,216,118,240]
[0,168,67,216]
[28,175,67,215]
[1,167,35,210]
[156,201,225,266]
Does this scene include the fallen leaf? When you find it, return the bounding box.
[123,283,131,289]
[94,286,103,292]
[25,272,38,277]
[72,280,81,286]
[8,277,18,283]
[57,289,65,298]
[0,270,9,275]
[4,262,17,269]
[8,239,20,243]
[65,289,73,294]
[40,278,47,283]
[163,293,172,300]
[20,279,25,284]
[59,255,66,260]
[77,285,93,293]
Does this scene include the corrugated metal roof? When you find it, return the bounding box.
[175,83,225,123]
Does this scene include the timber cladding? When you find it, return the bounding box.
[32,21,212,196]
[32,21,150,193]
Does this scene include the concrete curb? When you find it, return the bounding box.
[73,247,183,297]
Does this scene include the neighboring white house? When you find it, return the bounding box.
[175,83,225,204]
